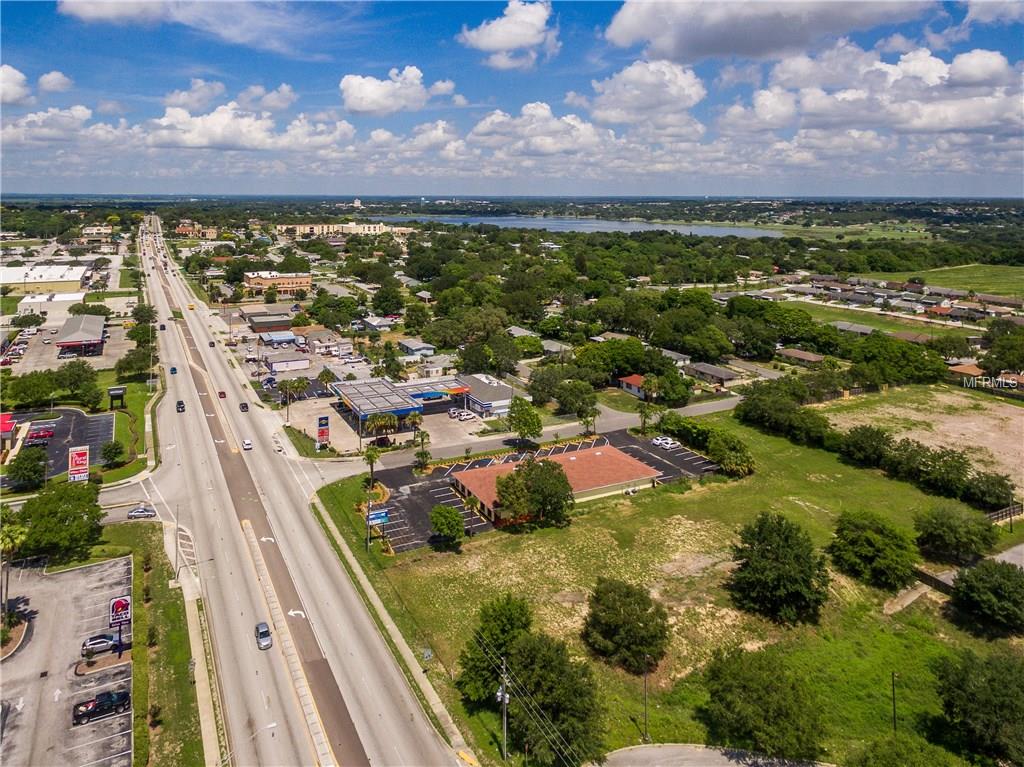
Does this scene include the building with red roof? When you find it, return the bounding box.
[619,374,647,399]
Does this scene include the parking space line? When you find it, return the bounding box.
[76,748,132,767]
[64,729,132,751]
[74,675,133,695]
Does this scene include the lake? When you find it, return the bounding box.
[368,214,782,238]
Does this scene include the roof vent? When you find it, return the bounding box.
[569,456,576,461]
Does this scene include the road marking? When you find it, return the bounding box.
[64,728,132,751]
[260,536,276,543]
[54,688,63,701]
[76,748,132,767]
[287,609,306,619]
[15,696,24,712]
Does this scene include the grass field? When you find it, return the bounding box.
[316,412,1019,764]
[1,295,22,315]
[790,301,977,337]
[655,221,934,242]
[86,290,139,303]
[283,425,338,457]
[50,523,202,767]
[859,264,1024,297]
[596,388,641,413]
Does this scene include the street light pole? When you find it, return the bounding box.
[218,721,277,767]
[643,653,651,744]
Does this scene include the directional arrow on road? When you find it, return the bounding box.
[260,536,276,543]
[287,610,306,619]
[16,697,24,712]
[214,439,225,444]
[53,689,62,702]
[206,413,214,417]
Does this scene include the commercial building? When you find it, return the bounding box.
[248,314,293,333]
[452,446,660,520]
[243,271,312,297]
[329,376,470,433]
[81,225,113,243]
[274,222,391,237]
[258,330,297,346]
[460,373,515,417]
[16,291,87,316]
[266,352,311,374]
[55,314,105,356]
[0,265,88,294]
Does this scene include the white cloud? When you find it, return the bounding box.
[238,83,298,112]
[720,86,798,132]
[964,0,1024,24]
[949,49,1013,86]
[873,48,949,87]
[606,1,930,62]
[587,60,706,124]
[452,94,469,107]
[2,104,93,145]
[340,66,453,116]
[164,79,226,111]
[715,63,763,90]
[58,1,327,58]
[875,33,917,54]
[96,99,126,115]
[38,70,74,92]
[469,102,616,157]
[771,38,880,89]
[457,0,560,70]
[1,65,33,105]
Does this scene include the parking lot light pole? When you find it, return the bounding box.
[643,653,651,743]
[891,671,899,734]
[218,721,277,766]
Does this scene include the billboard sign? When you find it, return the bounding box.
[317,415,329,446]
[108,595,132,627]
[68,446,90,482]
[367,510,390,526]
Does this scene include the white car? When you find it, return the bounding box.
[652,436,671,447]
[660,439,681,450]
[458,410,475,421]
[242,439,253,451]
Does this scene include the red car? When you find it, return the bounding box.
[29,428,55,439]
[218,391,226,399]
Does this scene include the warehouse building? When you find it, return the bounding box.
[0,265,88,294]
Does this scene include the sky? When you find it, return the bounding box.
[1,0,1022,197]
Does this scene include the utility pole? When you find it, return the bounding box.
[891,671,899,734]
[173,504,180,577]
[643,653,651,743]
[498,656,509,761]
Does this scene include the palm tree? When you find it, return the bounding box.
[365,412,398,444]
[278,377,308,423]
[580,405,599,436]
[641,373,660,404]
[364,445,382,490]
[637,401,653,435]
[0,513,28,623]
[406,411,422,434]
[317,368,337,388]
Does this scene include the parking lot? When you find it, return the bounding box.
[1,409,113,487]
[0,558,134,767]
[372,431,716,554]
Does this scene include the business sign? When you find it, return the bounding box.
[367,510,390,526]
[108,595,132,627]
[317,415,330,447]
[68,446,90,482]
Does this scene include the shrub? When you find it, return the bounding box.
[828,510,919,590]
[705,431,755,477]
[951,560,1024,633]
[914,505,998,565]
[838,425,892,468]
[962,471,1015,511]
[582,578,669,674]
[844,733,960,767]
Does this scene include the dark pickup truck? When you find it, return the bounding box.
[72,690,131,725]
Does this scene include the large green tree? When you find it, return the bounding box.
[828,510,919,590]
[15,481,103,560]
[430,504,464,551]
[936,649,1024,764]
[951,560,1024,633]
[582,577,669,674]
[701,647,823,761]
[507,396,541,444]
[507,632,604,767]
[914,505,998,565]
[456,594,533,706]
[523,459,574,527]
[729,512,830,624]
[7,446,47,490]
[7,370,56,407]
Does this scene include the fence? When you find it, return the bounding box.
[987,502,1022,524]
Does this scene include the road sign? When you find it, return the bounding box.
[318,416,329,429]
[108,595,132,627]
[317,415,329,447]
[367,510,390,526]
[68,446,90,482]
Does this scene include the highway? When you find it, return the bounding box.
[111,216,455,766]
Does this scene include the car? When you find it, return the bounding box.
[170,366,177,375]
[254,622,272,650]
[128,506,157,519]
[239,402,249,412]
[42,339,52,344]
[30,426,55,438]
[660,439,680,450]
[458,411,475,421]
[159,324,166,330]
[49,328,58,334]
[242,439,253,451]
[23,438,49,447]
[652,436,670,447]
[72,691,130,725]
[208,341,215,348]
[448,407,460,418]
[176,400,185,413]
[81,634,117,656]
[218,391,226,399]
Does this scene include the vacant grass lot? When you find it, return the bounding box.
[596,388,641,413]
[53,523,202,767]
[318,412,1018,764]
[790,301,977,337]
[1,295,22,315]
[859,264,1024,297]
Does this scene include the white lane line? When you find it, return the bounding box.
[64,728,132,751]
[76,748,132,767]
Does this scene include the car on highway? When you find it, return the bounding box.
[208,341,215,348]
[254,622,272,650]
[176,400,185,413]
[242,439,253,451]
[80,634,117,656]
[170,367,177,375]
[188,304,195,310]
[50,328,58,334]
[72,690,130,725]
[127,506,157,519]
[218,391,226,398]
[159,324,166,330]
[239,402,249,412]
[42,338,52,344]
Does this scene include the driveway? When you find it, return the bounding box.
[605,429,719,481]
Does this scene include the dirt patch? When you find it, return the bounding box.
[75,649,132,675]
[818,388,1024,488]
[659,553,724,577]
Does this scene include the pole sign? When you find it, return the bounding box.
[108,595,132,628]
[68,445,90,482]
[317,415,330,447]
[367,510,390,526]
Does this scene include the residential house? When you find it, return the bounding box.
[541,339,572,357]
[660,348,692,368]
[398,338,436,357]
[828,321,876,336]
[361,315,395,332]
[777,348,825,367]
[507,325,539,339]
[618,374,648,399]
[414,290,433,304]
[684,362,739,387]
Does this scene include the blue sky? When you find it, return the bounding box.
[1,1,1022,196]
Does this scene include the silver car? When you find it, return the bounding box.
[81,634,116,656]
[254,622,272,650]
[127,506,157,519]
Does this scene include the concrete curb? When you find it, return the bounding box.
[184,596,221,766]
[241,519,335,767]
[311,494,477,763]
